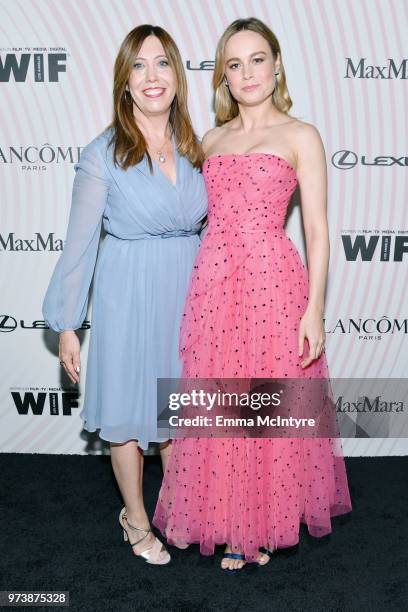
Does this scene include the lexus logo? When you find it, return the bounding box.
[332,150,408,169]
[331,150,358,169]
[0,315,17,332]
[186,60,214,71]
[0,316,91,331]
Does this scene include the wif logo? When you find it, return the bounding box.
[342,234,408,261]
[0,49,68,82]
[11,389,79,416]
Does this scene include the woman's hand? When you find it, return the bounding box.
[298,305,326,368]
[59,330,81,384]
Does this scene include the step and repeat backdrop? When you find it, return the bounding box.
[0,0,407,455]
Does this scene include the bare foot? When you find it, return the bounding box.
[221,544,246,571]
[257,547,274,565]
[173,541,189,550]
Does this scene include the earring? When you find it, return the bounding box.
[275,71,280,76]
[224,78,229,87]
[124,89,133,106]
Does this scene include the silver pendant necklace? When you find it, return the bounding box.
[152,134,170,164]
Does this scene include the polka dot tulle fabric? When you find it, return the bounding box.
[153,154,352,561]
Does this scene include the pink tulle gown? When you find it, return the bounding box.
[153,153,352,562]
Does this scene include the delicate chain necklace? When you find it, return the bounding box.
[149,134,170,164]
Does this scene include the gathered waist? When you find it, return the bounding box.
[105,228,201,241]
[206,227,286,238]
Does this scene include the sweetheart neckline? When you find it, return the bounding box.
[204,152,297,177]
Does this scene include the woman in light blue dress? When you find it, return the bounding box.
[42,25,207,565]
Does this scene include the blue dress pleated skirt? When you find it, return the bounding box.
[42,129,207,448]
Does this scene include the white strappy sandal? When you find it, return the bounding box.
[119,507,171,565]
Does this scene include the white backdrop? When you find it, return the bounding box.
[0,0,407,455]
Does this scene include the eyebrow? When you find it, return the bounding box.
[134,54,168,60]
[226,51,267,62]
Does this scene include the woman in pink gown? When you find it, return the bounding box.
[153,17,352,570]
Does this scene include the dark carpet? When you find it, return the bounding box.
[0,454,407,612]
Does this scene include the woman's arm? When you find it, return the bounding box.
[42,136,109,382]
[43,137,109,332]
[295,123,328,367]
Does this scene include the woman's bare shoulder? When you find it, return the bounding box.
[285,119,326,171]
[202,120,241,156]
[280,118,324,160]
[289,118,323,143]
[201,126,227,156]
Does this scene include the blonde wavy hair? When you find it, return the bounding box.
[108,24,203,170]
[213,17,293,126]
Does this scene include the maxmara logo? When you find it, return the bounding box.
[344,58,408,79]
[332,151,408,170]
[336,395,404,413]
[0,232,64,251]
[0,48,68,82]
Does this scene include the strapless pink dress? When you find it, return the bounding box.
[153,154,352,562]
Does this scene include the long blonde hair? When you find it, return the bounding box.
[108,24,203,170]
[213,17,293,126]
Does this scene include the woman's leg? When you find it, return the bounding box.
[110,440,157,554]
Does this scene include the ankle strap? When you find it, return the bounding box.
[123,515,152,548]
[123,514,151,534]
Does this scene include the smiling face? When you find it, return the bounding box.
[127,34,177,117]
[224,30,280,107]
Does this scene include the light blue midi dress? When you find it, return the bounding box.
[42,128,207,448]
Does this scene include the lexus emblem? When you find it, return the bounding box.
[0,315,17,332]
[331,150,358,169]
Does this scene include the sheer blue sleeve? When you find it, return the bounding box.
[42,138,109,332]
